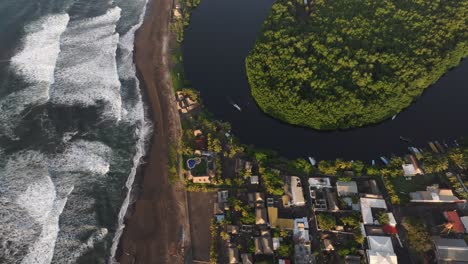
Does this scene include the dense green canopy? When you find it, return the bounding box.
[246,0,468,129]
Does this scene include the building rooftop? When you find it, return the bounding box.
[360,198,387,225]
[228,247,240,263]
[336,181,358,196]
[444,211,465,233]
[433,236,468,263]
[289,176,305,206]
[293,217,310,242]
[410,186,460,202]
[256,207,267,225]
[402,163,423,176]
[309,177,332,188]
[366,236,397,264]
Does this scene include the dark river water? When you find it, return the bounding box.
[183,0,468,161]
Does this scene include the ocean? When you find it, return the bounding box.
[0,0,151,263]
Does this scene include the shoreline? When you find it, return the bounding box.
[116,0,191,263]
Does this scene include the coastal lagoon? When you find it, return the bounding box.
[183,0,468,161]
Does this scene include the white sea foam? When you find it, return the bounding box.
[50,7,123,121]
[0,151,63,264]
[50,140,112,175]
[11,14,70,84]
[0,137,114,263]
[109,1,152,262]
[109,118,152,263]
[0,14,69,138]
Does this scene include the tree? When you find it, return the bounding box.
[377,212,390,225]
[316,214,336,230]
[341,214,360,228]
[402,217,433,253]
[246,0,468,130]
[277,244,292,257]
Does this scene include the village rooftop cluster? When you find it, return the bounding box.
[176,91,468,264]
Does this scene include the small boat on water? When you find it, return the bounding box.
[308,157,316,166]
[392,115,397,120]
[372,160,376,166]
[232,103,241,111]
[380,156,389,165]
[399,136,412,143]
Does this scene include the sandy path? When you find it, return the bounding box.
[116,0,190,263]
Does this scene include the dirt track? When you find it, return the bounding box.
[116,0,190,263]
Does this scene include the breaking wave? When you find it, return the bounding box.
[0,140,113,263]
[0,14,69,138]
[50,7,123,121]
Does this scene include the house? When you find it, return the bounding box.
[309,177,332,189]
[191,176,211,183]
[218,190,228,202]
[336,181,358,197]
[228,247,240,263]
[344,255,361,264]
[278,260,291,264]
[360,198,387,226]
[256,206,267,225]
[323,239,335,251]
[433,236,468,263]
[293,217,310,243]
[267,207,294,230]
[461,216,468,233]
[366,236,398,264]
[402,163,423,176]
[287,176,306,206]
[227,225,239,235]
[326,190,339,211]
[245,161,252,174]
[175,91,198,113]
[273,237,280,250]
[294,243,312,264]
[410,186,460,203]
[254,230,274,255]
[241,253,253,264]
[444,211,465,233]
[250,175,259,184]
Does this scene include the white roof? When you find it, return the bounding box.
[461,216,468,233]
[291,176,305,206]
[367,236,397,264]
[360,198,387,225]
[402,164,421,176]
[388,213,397,226]
[367,250,398,264]
[308,177,332,188]
[250,175,259,184]
[368,236,394,253]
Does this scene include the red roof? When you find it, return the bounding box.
[445,211,464,233]
[383,224,398,234]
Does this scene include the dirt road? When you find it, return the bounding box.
[116,0,190,263]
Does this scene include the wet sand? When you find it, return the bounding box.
[116,0,191,263]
